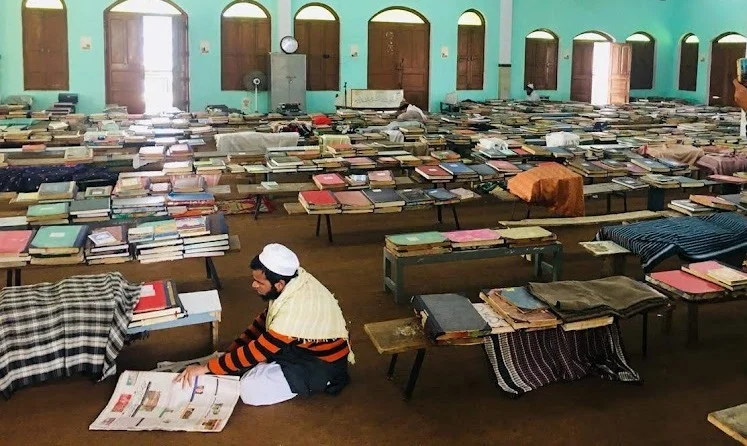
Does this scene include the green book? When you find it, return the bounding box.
[30,225,87,250]
[386,231,447,247]
[27,202,69,217]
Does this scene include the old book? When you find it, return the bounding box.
[689,195,738,211]
[333,191,374,213]
[38,181,77,200]
[362,189,405,208]
[668,200,714,216]
[0,230,34,256]
[612,176,648,190]
[682,261,747,290]
[472,303,514,334]
[646,270,724,301]
[412,294,492,341]
[579,241,631,256]
[29,225,87,255]
[85,186,113,199]
[443,229,503,249]
[313,173,347,190]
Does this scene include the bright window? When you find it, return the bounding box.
[627,33,652,42]
[527,30,556,40]
[111,0,181,15]
[458,11,482,26]
[371,9,424,24]
[223,1,267,18]
[296,5,335,21]
[685,35,699,44]
[25,0,63,9]
[718,34,747,44]
[574,32,610,42]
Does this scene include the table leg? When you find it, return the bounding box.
[641,312,648,358]
[254,195,262,220]
[402,349,426,401]
[662,304,673,335]
[393,259,407,305]
[533,253,543,278]
[205,258,212,279]
[383,252,392,293]
[552,248,562,281]
[325,215,333,243]
[387,354,398,380]
[606,194,612,214]
[525,205,531,219]
[510,202,517,220]
[437,205,443,224]
[623,193,628,212]
[211,320,220,351]
[14,269,21,287]
[315,215,322,237]
[647,188,666,211]
[6,270,11,287]
[451,205,460,230]
[687,301,699,346]
[206,258,223,290]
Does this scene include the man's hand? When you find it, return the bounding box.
[173,364,209,388]
[733,79,747,110]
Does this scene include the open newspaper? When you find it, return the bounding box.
[89,370,240,433]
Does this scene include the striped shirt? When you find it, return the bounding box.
[207,309,350,375]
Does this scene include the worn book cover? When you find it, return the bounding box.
[412,294,491,341]
[0,230,34,255]
[648,270,724,297]
[30,225,87,251]
[362,189,405,207]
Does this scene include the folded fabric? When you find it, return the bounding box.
[595,212,747,271]
[507,163,585,217]
[527,276,667,322]
[0,272,141,398]
[483,324,640,397]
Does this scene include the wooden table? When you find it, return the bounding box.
[709,403,747,444]
[383,242,563,304]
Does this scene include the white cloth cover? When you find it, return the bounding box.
[546,132,581,148]
[479,138,509,150]
[240,362,297,406]
[215,131,299,153]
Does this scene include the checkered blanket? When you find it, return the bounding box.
[0,272,141,398]
[595,212,747,271]
[483,324,640,397]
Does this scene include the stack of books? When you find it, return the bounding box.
[479,288,561,330]
[129,220,183,264]
[495,226,557,247]
[163,161,193,175]
[298,190,341,214]
[165,144,193,161]
[114,177,150,197]
[268,155,303,171]
[426,189,460,205]
[84,186,113,199]
[194,158,227,174]
[165,192,217,217]
[385,231,450,257]
[181,213,230,258]
[63,147,94,163]
[85,225,131,264]
[443,229,504,250]
[111,196,167,219]
[38,181,77,203]
[612,176,648,190]
[344,174,368,189]
[395,155,422,167]
[346,157,376,170]
[333,191,375,214]
[412,294,492,345]
[668,199,715,216]
[368,170,396,188]
[415,165,453,182]
[397,189,435,209]
[313,173,347,191]
[440,162,479,181]
[469,163,502,181]
[641,174,680,189]
[0,230,34,265]
[28,225,88,265]
[26,203,69,225]
[69,198,111,222]
[327,143,355,157]
[172,176,206,194]
[362,189,406,213]
[430,150,461,162]
[128,280,185,328]
[487,160,522,176]
[138,145,165,163]
[353,144,378,156]
[689,195,737,211]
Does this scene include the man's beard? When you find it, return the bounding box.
[259,286,281,302]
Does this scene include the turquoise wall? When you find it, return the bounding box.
[667,0,747,104]
[510,0,677,101]
[292,0,500,113]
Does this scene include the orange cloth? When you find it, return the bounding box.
[507,163,585,217]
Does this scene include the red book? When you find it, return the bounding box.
[487,160,521,173]
[312,173,346,188]
[133,280,179,314]
[416,166,452,179]
[512,148,530,156]
[0,230,34,256]
[299,190,338,206]
[649,270,724,295]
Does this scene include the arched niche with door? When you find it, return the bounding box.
[104,0,189,114]
[524,29,558,91]
[709,33,747,106]
[368,8,430,110]
[457,10,485,90]
[221,1,272,92]
[679,34,699,91]
[23,0,69,90]
[294,3,339,91]
[570,31,613,102]
[626,32,655,90]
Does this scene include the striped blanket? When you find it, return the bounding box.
[0,273,141,398]
[483,324,640,397]
[595,212,747,271]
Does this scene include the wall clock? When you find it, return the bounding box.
[280,36,298,54]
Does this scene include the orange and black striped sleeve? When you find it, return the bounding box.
[225,309,268,352]
[208,329,293,375]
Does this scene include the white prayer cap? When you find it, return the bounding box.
[527,83,535,89]
[258,243,299,277]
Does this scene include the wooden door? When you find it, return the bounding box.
[629,40,654,89]
[524,38,558,90]
[679,41,699,91]
[368,22,430,110]
[710,42,746,106]
[105,12,145,114]
[296,20,339,91]
[608,43,632,104]
[457,25,485,90]
[23,7,69,90]
[172,15,190,111]
[571,41,594,102]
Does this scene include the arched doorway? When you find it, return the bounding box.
[709,33,747,106]
[524,29,559,91]
[368,8,430,110]
[104,0,189,114]
[570,31,613,102]
[679,34,699,91]
[626,32,655,89]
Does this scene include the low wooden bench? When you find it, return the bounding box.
[579,240,632,277]
[499,210,666,228]
[708,403,747,445]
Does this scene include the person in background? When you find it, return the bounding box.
[525,83,541,102]
[174,243,354,406]
[396,101,427,122]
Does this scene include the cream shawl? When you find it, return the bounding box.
[266,268,354,363]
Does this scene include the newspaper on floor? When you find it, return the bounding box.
[89,370,240,433]
[152,352,224,373]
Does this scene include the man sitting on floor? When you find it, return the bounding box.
[175,243,354,406]
[396,101,427,122]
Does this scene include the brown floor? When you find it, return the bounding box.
[0,193,745,445]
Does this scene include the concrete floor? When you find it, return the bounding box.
[0,194,744,445]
